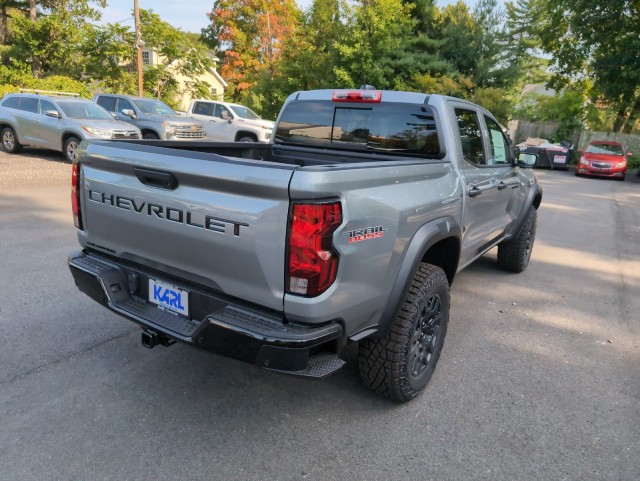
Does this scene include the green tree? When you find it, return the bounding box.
[333,0,414,88]
[8,0,106,78]
[81,21,137,94]
[138,9,214,101]
[536,0,640,132]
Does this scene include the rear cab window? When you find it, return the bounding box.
[274,101,443,159]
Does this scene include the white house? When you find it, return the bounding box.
[142,48,228,110]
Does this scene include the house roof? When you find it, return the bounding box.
[522,83,557,96]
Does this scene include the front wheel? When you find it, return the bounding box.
[143,132,159,140]
[497,206,537,273]
[2,127,23,153]
[64,136,81,163]
[359,263,449,402]
[238,135,256,142]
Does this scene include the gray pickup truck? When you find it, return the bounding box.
[68,89,541,402]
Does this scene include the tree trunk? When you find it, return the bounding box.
[622,97,640,134]
[1,6,7,45]
[30,0,40,78]
[613,106,628,133]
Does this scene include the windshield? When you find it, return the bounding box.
[586,143,624,155]
[230,105,261,120]
[275,101,442,158]
[132,99,176,115]
[57,101,114,120]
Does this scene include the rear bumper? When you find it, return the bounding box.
[68,251,344,377]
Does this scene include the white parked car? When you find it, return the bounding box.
[184,99,274,142]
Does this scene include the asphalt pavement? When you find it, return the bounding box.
[1,149,639,481]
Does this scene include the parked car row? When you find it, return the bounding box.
[0,89,275,162]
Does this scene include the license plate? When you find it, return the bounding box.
[553,155,566,164]
[148,278,189,317]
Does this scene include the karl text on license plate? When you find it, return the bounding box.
[149,278,189,317]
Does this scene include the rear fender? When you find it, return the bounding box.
[370,217,461,339]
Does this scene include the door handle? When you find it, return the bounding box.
[498,179,519,190]
[134,168,179,190]
[469,185,484,197]
[468,183,493,197]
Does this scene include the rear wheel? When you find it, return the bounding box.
[2,127,22,153]
[497,206,537,273]
[359,263,449,402]
[64,136,81,163]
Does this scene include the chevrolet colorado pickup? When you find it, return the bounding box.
[68,89,542,402]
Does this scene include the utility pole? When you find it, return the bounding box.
[134,0,144,96]
[30,0,39,78]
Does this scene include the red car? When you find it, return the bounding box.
[576,140,632,180]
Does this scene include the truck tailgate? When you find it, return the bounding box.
[77,141,295,311]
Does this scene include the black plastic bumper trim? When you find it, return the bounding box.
[68,251,343,375]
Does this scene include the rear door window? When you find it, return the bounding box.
[455,108,485,165]
[96,96,117,112]
[18,97,39,113]
[193,102,214,116]
[275,101,442,158]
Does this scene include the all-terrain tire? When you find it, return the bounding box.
[1,127,23,153]
[358,263,449,402]
[497,206,537,273]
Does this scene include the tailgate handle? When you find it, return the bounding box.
[134,168,178,190]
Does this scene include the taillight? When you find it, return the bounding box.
[71,163,83,230]
[287,201,342,297]
[332,90,382,103]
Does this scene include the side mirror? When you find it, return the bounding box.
[121,109,136,119]
[517,153,538,168]
[45,110,61,119]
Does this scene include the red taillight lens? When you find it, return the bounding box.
[71,163,83,230]
[332,90,382,103]
[287,201,342,297]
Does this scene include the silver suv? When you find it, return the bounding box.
[0,90,142,162]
